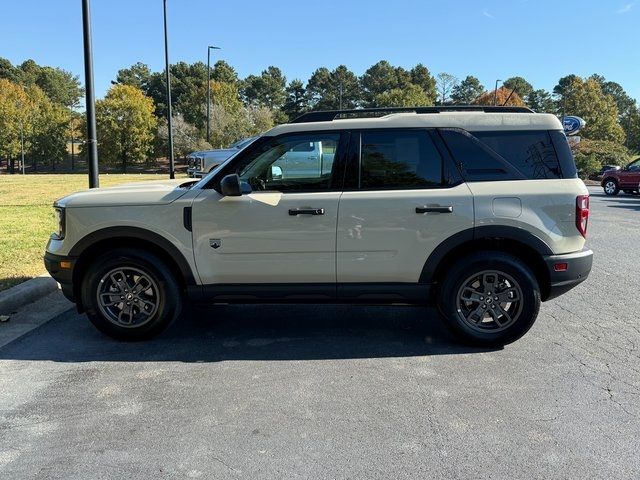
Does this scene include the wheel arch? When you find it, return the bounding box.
[420,226,553,301]
[69,227,197,311]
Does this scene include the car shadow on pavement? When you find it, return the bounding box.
[0,304,496,362]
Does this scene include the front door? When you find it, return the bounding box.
[192,132,346,288]
[621,159,640,189]
[337,129,474,285]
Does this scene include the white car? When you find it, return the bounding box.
[45,106,593,346]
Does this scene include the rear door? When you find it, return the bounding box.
[336,129,474,286]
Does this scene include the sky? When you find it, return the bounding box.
[1,0,639,102]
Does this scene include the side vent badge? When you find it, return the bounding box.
[209,239,222,249]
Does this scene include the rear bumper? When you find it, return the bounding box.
[543,248,593,301]
[44,252,77,303]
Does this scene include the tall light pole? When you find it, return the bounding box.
[493,79,502,106]
[163,0,175,179]
[82,0,99,188]
[339,84,343,110]
[206,45,221,143]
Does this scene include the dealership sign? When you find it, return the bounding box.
[563,116,586,136]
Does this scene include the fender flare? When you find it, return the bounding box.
[69,226,197,285]
[419,225,553,283]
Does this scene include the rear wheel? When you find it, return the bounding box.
[81,249,182,340]
[603,179,619,196]
[437,251,540,347]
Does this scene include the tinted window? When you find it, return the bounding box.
[473,130,562,179]
[439,129,522,182]
[360,130,444,190]
[233,133,341,192]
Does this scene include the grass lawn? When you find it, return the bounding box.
[0,174,185,292]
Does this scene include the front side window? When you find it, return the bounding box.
[359,130,444,190]
[627,159,640,171]
[231,133,341,192]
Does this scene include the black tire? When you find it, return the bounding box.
[437,251,541,347]
[603,178,619,196]
[80,248,182,341]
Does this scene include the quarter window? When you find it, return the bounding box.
[359,130,444,190]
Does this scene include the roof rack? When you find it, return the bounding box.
[291,105,534,123]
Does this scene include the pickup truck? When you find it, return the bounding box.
[187,136,257,178]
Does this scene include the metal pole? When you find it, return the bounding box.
[163,0,175,179]
[339,84,343,110]
[207,47,211,143]
[20,121,25,175]
[82,0,99,188]
[493,79,501,106]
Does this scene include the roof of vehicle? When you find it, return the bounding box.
[266,107,563,136]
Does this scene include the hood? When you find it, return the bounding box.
[55,179,193,208]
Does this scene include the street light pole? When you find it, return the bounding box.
[339,84,343,110]
[20,119,24,175]
[82,0,99,188]
[206,45,220,144]
[493,79,502,106]
[163,0,175,179]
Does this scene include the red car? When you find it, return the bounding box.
[601,159,640,195]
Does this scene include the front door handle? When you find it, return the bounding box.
[416,206,453,214]
[289,207,325,216]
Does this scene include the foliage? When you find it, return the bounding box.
[562,77,625,143]
[451,76,485,104]
[241,66,287,110]
[503,77,534,100]
[0,79,32,162]
[94,84,157,171]
[526,89,556,113]
[572,139,631,167]
[573,153,601,179]
[410,64,437,104]
[306,65,360,110]
[375,84,433,107]
[115,62,152,90]
[436,73,458,105]
[474,87,525,106]
[157,114,211,158]
[282,79,307,121]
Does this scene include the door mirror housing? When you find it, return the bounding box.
[220,174,243,196]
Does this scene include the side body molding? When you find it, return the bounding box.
[419,225,554,283]
[68,226,197,285]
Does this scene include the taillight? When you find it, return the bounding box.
[576,195,589,238]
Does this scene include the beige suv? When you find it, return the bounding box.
[44,106,593,346]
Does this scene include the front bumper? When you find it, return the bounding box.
[44,252,77,303]
[543,248,593,300]
[186,168,204,178]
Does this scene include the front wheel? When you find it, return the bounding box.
[437,251,541,347]
[81,249,182,340]
[603,179,619,196]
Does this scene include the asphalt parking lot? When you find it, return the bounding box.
[0,186,638,479]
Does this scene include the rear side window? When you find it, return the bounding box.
[438,129,522,182]
[360,130,444,190]
[472,130,563,179]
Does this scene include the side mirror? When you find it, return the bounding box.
[271,165,283,180]
[220,174,242,196]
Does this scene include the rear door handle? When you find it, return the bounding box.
[289,208,325,216]
[415,206,453,214]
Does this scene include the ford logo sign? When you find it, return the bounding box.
[563,116,586,135]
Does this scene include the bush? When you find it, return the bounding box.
[574,153,601,179]
[572,139,631,168]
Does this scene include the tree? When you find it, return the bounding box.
[620,106,640,151]
[451,76,485,104]
[409,64,437,104]
[562,77,625,143]
[436,73,458,104]
[14,59,83,108]
[114,62,152,90]
[0,79,32,171]
[306,65,360,110]
[502,76,534,100]
[572,139,631,167]
[375,84,433,107]
[157,114,211,158]
[241,66,287,110]
[94,84,157,171]
[210,60,238,84]
[526,89,556,113]
[282,79,307,120]
[473,87,525,106]
[360,61,402,106]
[27,85,70,171]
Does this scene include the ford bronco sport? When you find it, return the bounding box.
[44,106,593,346]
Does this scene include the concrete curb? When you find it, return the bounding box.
[0,275,59,315]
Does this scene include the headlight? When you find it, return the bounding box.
[53,207,65,239]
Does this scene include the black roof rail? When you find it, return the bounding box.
[291,105,534,123]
